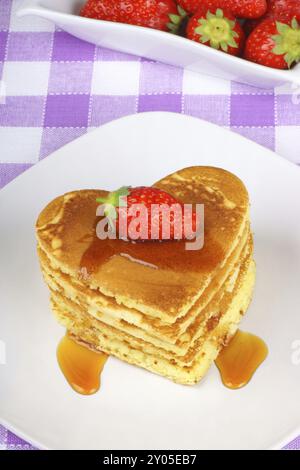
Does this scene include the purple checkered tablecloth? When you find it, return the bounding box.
[0,0,300,451]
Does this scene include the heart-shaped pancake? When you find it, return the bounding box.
[36,166,254,384]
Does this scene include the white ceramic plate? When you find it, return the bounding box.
[18,0,300,89]
[1,112,300,450]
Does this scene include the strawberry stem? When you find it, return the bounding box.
[194,8,238,51]
[96,186,130,227]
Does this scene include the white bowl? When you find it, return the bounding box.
[18,0,300,88]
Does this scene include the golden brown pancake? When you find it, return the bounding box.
[52,258,255,384]
[38,232,251,356]
[36,167,249,320]
[36,166,255,385]
[49,242,253,366]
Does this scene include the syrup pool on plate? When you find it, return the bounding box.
[57,329,268,394]
[215,329,268,390]
[57,334,108,395]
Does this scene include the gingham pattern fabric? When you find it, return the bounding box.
[0,0,299,450]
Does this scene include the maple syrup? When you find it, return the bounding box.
[80,229,224,276]
[57,334,108,395]
[215,329,268,389]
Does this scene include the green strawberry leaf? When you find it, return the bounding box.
[96,186,130,229]
[167,5,187,35]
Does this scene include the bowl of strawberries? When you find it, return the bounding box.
[18,0,300,88]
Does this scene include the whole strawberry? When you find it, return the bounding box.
[245,0,300,35]
[187,7,245,56]
[80,0,186,33]
[244,17,300,68]
[96,186,198,241]
[177,0,267,19]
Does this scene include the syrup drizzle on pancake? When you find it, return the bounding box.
[57,334,108,395]
[215,330,268,389]
[79,226,224,276]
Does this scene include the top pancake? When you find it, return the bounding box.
[36,166,249,322]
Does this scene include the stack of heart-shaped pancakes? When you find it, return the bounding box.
[36,166,255,384]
